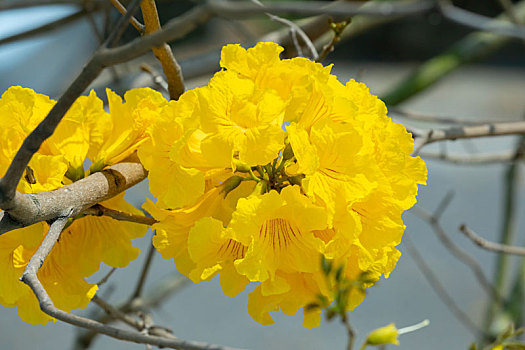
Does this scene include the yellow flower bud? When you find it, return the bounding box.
[366,323,400,346]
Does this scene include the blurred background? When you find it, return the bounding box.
[0,1,524,349]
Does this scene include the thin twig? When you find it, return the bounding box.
[140,64,169,94]
[0,0,109,10]
[74,274,190,349]
[0,10,88,46]
[316,18,351,63]
[21,215,71,285]
[381,0,525,106]
[343,314,356,350]
[438,0,525,40]
[129,239,157,301]
[92,295,144,330]
[460,225,525,256]
[403,234,487,338]
[413,202,503,305]
[83,204,157,226]
[410,120,525,155]
[21,225,240,350]
[208,0,436,18]
[106,0,143,47]
[140,0,185,100]
[483,133,525,338]
[96,267,117,287]
[390,108,518,125]
[110,0,145,33]
[93,296,176,340]
[250,0,318,59]
[419,151,519,164]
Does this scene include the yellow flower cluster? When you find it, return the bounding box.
[0,87,163,324]
[139,42,427,328]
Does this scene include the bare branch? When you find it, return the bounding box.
[419,151,520,164]
[410,121,525,155]
[83,204,157,226]
[316,18,351,63]
[497,0,525,47]
[249,0,318,59]
[0,10,88,46]
[141,0,185,100]
[19,220,241,350]
[0,0,109,10]
[460,225,525,256]
[105,0,143,47]
[98,6,215,66]
[95,267,117,287]
[0,161,148,235]
[110,0,145,33]
[403,234,487,338]
[75,273,191,350]
[129,239,157,301]
[91,295,145,331]
[413,203,503,305]
[140,64,170,93]
[21,215,70,283]
[208,0,436,18]
[381,0,525,106]
[438,0,525,40]
[390,108,516,125]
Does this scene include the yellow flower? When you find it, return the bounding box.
[137,89,207,209]
[0,87,149,324]
[89,88,167,172]
[198,70,286,167]
[247,271,325,328]
[230,185,326,282]
[142,42,426,327]
[46,90,109,180]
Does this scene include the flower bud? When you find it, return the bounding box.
[366,323,399,346]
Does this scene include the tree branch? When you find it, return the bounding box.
[110,0,145,33]
[19,220,241,350]
[460,225,525,256]
[403,234,487,338]
[419,151,520,164]
[0,0,109,10]
[0,10,89,46]
[208,0,435,18]
[410,121,525,155]
[413,202,503,305]
[141,0,185,100]
[74,274,190,349]
[0,161,148,235]
[129,239,157,301]
[381,0,525,106]
[438,0,525,40]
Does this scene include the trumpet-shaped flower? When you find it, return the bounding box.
[0,87,149,324]
[89,88,166,173]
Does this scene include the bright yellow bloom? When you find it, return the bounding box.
[0,87,149,324]
[142,42,427,327]
[198,70,286,167]
[137,89,207,209]
[89,87,166,173]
